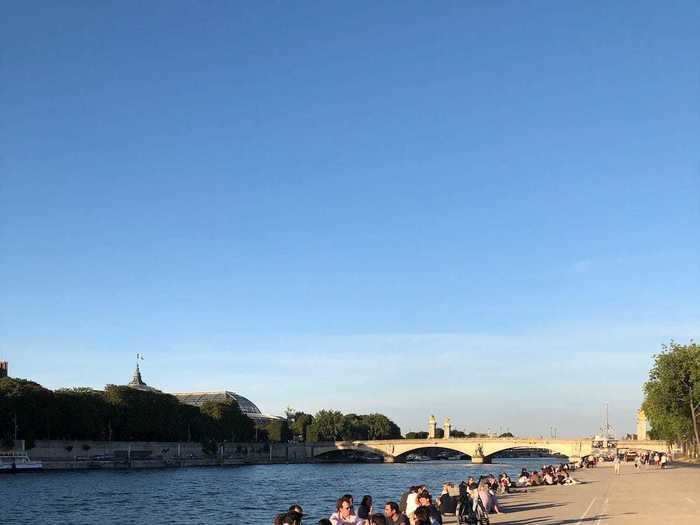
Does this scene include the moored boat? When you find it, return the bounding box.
[0,452,43,473]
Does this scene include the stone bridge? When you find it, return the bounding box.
[309,438,668,463]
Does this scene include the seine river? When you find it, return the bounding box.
[5,458,557,524]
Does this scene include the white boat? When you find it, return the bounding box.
[0,452,43,472]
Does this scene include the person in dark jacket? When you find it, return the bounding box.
[384,501,409,525]
[417,491,442,525]
[437,484,457,515]
[358,495,373,520]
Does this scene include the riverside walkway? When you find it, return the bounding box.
[444,462,699,525]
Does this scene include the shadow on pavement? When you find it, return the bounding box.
[499,511,637,524]
[504,502,567,513]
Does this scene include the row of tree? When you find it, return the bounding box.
[0,377,403,447]
[0,377,256,447]
[286,410,402,442]
[643,341,700,458]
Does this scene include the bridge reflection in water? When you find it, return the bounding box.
[309,438,668,464]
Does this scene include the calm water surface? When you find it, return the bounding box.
[4,458,558,524]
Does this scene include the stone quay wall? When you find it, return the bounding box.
[18,440,317,470]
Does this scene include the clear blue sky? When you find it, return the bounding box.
[2,1,698,437]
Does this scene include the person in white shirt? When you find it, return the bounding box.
[331,495,365,525]
[405,485,426,517]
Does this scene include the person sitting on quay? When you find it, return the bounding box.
[409,507,431,525]
[369,513,387,525]
[497,472,512,494]
[384,501,409,525]
[277,511,304,525]
[275,504,306,525]
[477,479,502,514]
[357,496,373,522]
[331,495,364,525]
[517,470,529,487]
[436,483,458,516]
[543,469,556,485]
[416,490,442,525]
[560,470,580,485]
[404,485,425,516]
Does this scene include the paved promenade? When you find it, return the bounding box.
[445,462,699,525]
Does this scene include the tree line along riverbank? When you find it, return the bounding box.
[0,376,402,454]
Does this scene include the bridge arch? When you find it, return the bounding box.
[314,448,386,461]
[393,445,472,461]
[482,445,575,462]
[310,441,397,461]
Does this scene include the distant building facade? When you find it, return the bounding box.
[119,360,282,425]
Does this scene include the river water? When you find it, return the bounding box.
[4,458,559,524]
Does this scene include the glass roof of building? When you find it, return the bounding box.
[173,391,262,415]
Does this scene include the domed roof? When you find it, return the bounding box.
[172,391,261,415]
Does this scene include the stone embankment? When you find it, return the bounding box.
[21,439,315,470]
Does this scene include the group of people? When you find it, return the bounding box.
[637,452,668,468]
[601,451,670,475]
[273,492,443,525]
[271,472,517,525]
[514,464,578,486]
[272,462,586,525]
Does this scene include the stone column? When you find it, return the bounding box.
[443,417,451,439]
[636,410,648,440]
[428,415,437,439]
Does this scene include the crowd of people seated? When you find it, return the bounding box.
[271,462,580,525]
[515,463,578,487]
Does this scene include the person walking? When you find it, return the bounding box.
[634,455,641,471]
[613,454,621,475]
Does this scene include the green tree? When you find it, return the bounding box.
[1,377,262,445]
[54,388,112,440]
[200,400,255,443]
[263,419,290,443]
[290,412,314,442]
[499,432,514,438]
[451,429,466,438]
[363,413,402,440]
[307,410,344,441]
[643,341,700,457]
[341,413,369,440]
[405,431,429,439]
[0,377,55,444]
[177,402,209,442]
[103,386,186,441]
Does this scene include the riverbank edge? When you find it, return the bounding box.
[37,457,318,471]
